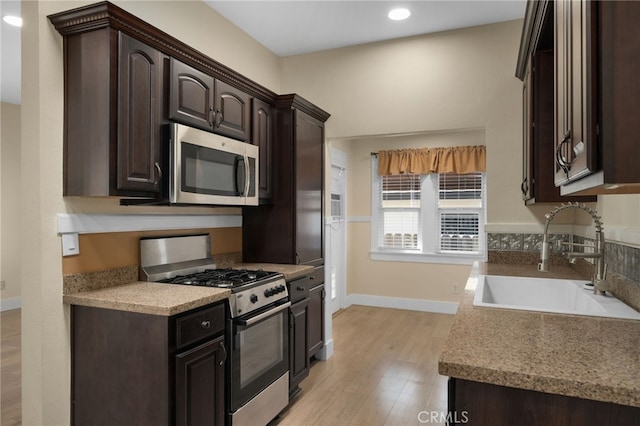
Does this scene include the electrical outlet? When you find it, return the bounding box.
[453,283,460,294]
[0,280,5,290]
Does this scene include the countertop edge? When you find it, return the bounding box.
[64,282,231,316]
[438,261,640,408]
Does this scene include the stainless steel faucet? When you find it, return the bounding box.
[538,202,609,295]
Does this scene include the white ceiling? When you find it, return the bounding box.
[0,0,526,105]
[207,1,526,57]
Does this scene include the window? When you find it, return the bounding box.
[371,159,486,264]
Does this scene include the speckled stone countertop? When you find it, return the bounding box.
[63,263,312,316]
[64,281,231,316]
[439,262,640,408]
[234,263,314,281]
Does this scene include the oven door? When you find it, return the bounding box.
[228,300,290,412]
[169,123,258,206]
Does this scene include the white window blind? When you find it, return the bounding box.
[438,173,483,253]
[371,156,486,263]
[379,174,421,249]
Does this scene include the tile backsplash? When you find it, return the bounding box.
[488,232,640,285]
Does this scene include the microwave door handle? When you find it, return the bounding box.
[235,156,245,196]
[244,155,250,197]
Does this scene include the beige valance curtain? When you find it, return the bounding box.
[377,145,486,176]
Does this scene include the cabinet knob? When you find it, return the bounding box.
[200,320,211,329]
[297,286,305,291]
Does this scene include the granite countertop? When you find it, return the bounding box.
[234,263,314,281]
[439,262,640,408]
[64,281,231,316]
[63,263,313,316]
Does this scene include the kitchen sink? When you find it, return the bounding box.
[473,275,640,320]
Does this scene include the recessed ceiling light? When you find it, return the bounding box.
[388,8,411,21]
[3,15,23,27]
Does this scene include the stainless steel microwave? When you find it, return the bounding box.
[168,123,258,206]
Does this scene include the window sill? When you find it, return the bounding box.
[370,250,486,265]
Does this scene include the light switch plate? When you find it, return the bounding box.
[62,233,80,256]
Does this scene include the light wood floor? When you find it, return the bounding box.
[0,306,453,426]
[1,308,21,426]
[275,305,454,426]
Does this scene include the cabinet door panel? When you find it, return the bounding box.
[522,59,533,202]
[289,299,309,392]
[117,33,163,193]
[554,0,597,186]
[307,282,324,359]
[295,110,324,266]
[252,98,273,202]
[214,80,250,141]
[176,337,225,426]
[170,59,215,131]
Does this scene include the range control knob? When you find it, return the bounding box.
[250,294,258,303]
[264,288,273,297]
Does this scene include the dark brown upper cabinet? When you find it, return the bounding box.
[117,33,164,194]
[214,79,251,141]
[251,98,274,202]
[517,0,640,196]
[243,94,330,267]
[169,58,215,132]
[55,24,164,198]
[553,0,597,187]
[169,59,250,141]
[49,1,277,200]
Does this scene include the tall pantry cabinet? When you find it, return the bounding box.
[242,95,330,383]
[243,94,330,268]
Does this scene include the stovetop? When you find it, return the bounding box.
[140,235,289,317]
[158,268,281,290]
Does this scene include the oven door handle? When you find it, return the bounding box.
[236,301,291,327]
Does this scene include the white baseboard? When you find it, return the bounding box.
[1,297,21,312]
[346,294,458,315]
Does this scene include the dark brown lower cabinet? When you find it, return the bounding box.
[307,282,324,360]
[449,378,640,425]
[176,337,226,426]
[289,297,309,397]
[71,303,226,426]
[287,271,325,398]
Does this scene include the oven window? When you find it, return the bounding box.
[239,314,284,388]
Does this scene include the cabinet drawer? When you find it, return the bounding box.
[309,266,324,286]
[288,276,310,304]
[176,303,225,349]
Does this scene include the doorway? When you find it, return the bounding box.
[327,148,347,315]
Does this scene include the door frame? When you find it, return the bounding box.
[326,147,347,315]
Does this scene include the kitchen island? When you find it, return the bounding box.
[439,262,640,424]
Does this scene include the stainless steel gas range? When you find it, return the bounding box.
[140,234,290,426]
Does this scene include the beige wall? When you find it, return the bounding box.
[281,20,535,302]
[596,195,640,245]
[21,1,280,423]
[343,131,483,301]
[1,102,21,303]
